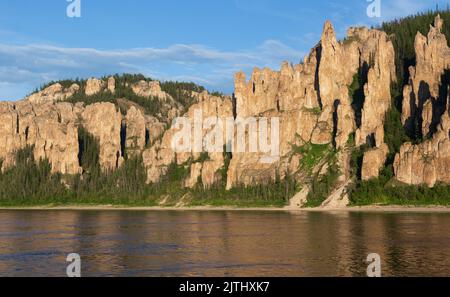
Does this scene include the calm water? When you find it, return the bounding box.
[0,210,449,277]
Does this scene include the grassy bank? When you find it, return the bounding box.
[0,198,285,209]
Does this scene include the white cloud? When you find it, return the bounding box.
[0,40,305,100]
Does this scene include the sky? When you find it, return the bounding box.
[0,0,448,100]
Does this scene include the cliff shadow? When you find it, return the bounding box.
[428,69,450,137]
[412,80,431,141]
[77,126,100,172]
[351,62,369,129]
[145,128,150,147]
[232,93,237,119]
[366,133,376,148]
[314,45,323,110]
[404,87,417,139]
[120,121,127,159]
[332,99,340,148]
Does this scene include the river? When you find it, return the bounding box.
[0,210,449,276]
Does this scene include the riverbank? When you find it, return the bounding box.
[1,204,450,212]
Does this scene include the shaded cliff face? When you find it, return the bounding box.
[394,15,450,187]
[401,15,450,139]
[0,16,449,206]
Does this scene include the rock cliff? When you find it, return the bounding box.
[226,21,396,190]
[0,101,82,174]
[394,15,450,187]
[401,15,450,138]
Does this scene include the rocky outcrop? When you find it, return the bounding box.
[402,15,450,137]
[394,95,450,187]
[131,80,170,100]
[317,22,358,148]
[82,103,124,171]
[107,77,116,94]
[184,162,203,188]
[353,28,397,148]
[131,80,184,124]
[0,99,126,175]
[394,15,450,187]
[124,106,146,156]
[1,78,229,186]
[0,101,82,174]
[27,83,79,104]
[0,102,27,169]
[85,78,105,96]
[361,144,389,181]
[33,120,81,175]
[145,115,166,145]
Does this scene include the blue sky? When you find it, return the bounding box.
[0,0,448,100]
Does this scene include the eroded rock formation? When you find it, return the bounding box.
[226,21,396,189]
[0,101,82,174]
[85,78,105,96]
[394,15,450,187]
[142,92,233,187]
[402,15,450,138]
[81,103,124,171]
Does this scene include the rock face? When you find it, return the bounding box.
[33,120,81,175]
[82,103,124,171]
[394,95,450,187]
[394,113,450,187]
[145,115,166,145]
[107,77,116,94]
[361,144,389,181]
[125,106,146,156]
[0,101,82,174]
[317,22,358,148]
[353,28,397,148]
[85,78,105,96]
[394,15,450,187]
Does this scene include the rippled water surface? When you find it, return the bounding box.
[0,210,449,276]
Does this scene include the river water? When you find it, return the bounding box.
[0,210,449,277]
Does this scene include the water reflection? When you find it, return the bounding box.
[0,210,449,276]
